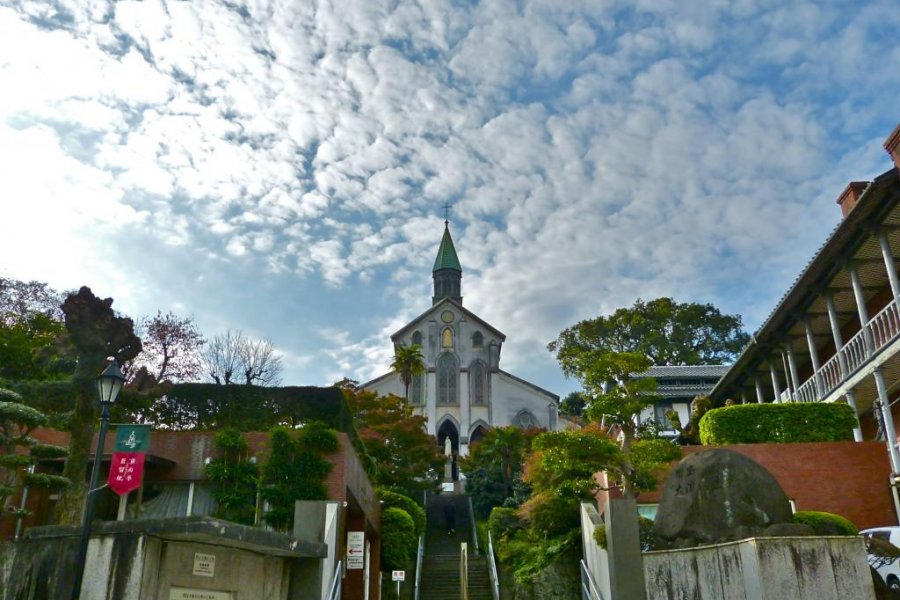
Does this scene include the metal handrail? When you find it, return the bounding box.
[487,531,500,600]
[414,535,424,600]
[467,495,479,554]
[327,560,343,600]
[460,543,469,600]
[580,559,604,600]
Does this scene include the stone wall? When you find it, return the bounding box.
[643,536,874,600]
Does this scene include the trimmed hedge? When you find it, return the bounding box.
[699,402,858,445]
[381,507,417,571]
[378,490,425,536]
[793,511,858,535]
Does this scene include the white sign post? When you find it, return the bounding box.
[347,531,365,570]
[392,570,405,598]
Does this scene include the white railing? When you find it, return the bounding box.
[580,559,605,600]
[460,543,469,600]
[487,531,500,600]
[414,535,424,600]
[327,560,343,600]
[791,301,900,403]
[468,496,479,555]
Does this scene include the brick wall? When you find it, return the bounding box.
[597,441,896,530]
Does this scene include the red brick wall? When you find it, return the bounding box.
[597,441,896,530]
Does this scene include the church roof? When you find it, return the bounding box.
[433,223,462,272]
[390,297,506,342]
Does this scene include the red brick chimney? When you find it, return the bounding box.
[885,123,900,170]
[836,181,869,218]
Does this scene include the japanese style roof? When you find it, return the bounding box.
[433,223,462,272]
[637,365,730,378]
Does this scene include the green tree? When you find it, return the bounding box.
[0,388,69,522]
[390,343,425,401]
[460,426,537,518]
[204,428,259,525]
[559,391,586,418]
[344,388,442,497]
[55,287,143,524]
[548,297,749,367]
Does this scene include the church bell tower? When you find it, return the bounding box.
[432,222,462,305]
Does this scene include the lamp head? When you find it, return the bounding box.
[96,361,125,406]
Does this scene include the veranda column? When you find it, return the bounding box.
[804,320,825,400]
[785,344,801,401]
[825,292,849,378]
[755,376,765,404]
[848,260,876,355]
[769,363,783,403]
[845,389,864,442]
[873,367,900,473]
[878,228,900,307]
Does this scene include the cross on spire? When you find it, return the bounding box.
[442,202,451,224]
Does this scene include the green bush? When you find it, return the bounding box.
[699,403,858,445]
[381,507,417,571]
[793,511,858,535]
[378,489,425,536]
[488,506,525,540]
[593,515,656,551]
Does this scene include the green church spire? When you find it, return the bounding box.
[433,222,462,272]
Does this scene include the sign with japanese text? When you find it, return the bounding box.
[392,571,405,581]
[347,531,365,570]
[108,452,145,496]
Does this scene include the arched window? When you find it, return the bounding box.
[410,373,424,405]
[513,410,538,429]
[442,327,454,349]
[472,331,484,348]
[438,353,458,405]
[470,360,487,405]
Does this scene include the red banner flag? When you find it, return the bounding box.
[107,452,145,496]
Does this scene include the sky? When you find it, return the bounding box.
[1,0,899,397]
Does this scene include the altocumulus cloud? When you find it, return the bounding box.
[1,0,899,393]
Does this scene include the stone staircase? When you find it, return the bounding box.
[420,492,494,600]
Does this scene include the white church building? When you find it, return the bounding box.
[362,222,560,458]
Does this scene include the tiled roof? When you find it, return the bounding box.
[637,365,730,378]
[433,223,462,272]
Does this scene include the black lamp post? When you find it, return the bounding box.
[71,361,125,600]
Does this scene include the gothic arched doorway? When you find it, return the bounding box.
[469,424,488,446]
[437,419,459,481]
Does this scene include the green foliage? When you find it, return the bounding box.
[22,472,70,492]
[499,527,581,584]
[525,427,620,499]
[792,511,858,535]
[344,389,441,497]
[593,515,656,551]
[260,423,338,531]
[699,403,858,445]
[378,489,425,535]
[488,506,525,541]
[548,297,749,368]
[559,391,586,417]
[461,426,536,519]
[205,428,259,526]
[666,396,713,445]
[390,344,425,400]
[381,507,417,571]
[520,494,581,538]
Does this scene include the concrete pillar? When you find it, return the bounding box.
[879,228,900,307]
[874,368,900,473]
[825,292,849,378]
[755,376,765,404]
[845,390,864,442]
[848,260,876,355]
[786,344,801,401]
[769,364,783,403]
[741,392,748,404]
[604,498,646,600]
[804,320,824,400]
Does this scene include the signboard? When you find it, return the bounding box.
[347,531,365,570]
[193,553,216,577]
[108,453,146,496]
[168,588,233,600]
[108,425,151,496]
[392,571,405,582]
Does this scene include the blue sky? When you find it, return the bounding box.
[1,0,898,397]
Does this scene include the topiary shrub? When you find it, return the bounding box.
[378,489,425,536]
[488,506,525,541]
[381,507,417,571]
[792,510,858,536]
[699,403,858,445]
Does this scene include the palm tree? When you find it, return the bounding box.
[391,343,425,401]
